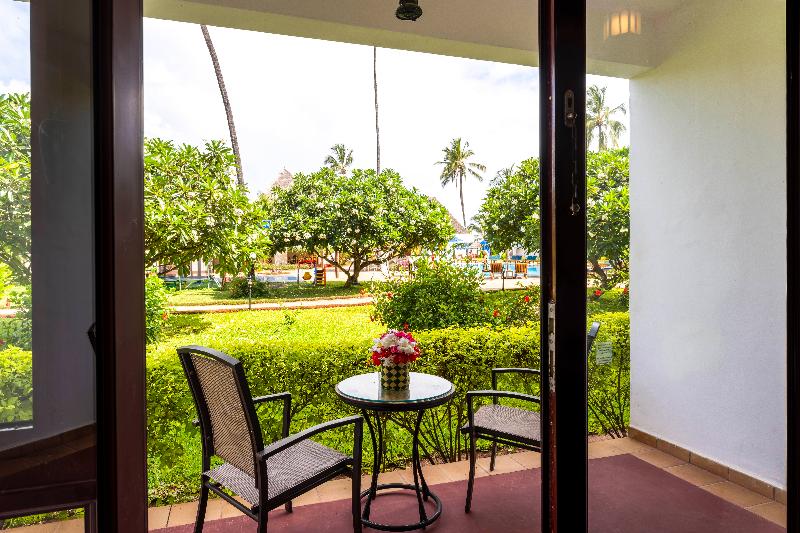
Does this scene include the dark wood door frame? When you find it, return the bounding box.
[787,1,799,531]
[94,0,148,530]
[538,1,588,531]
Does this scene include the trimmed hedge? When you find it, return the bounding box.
[0,346,32,423]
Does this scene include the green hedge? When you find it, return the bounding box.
[146,312,629,504]
[0,346,32,424]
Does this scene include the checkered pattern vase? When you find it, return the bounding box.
[381,361,410,391]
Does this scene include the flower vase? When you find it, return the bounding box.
[381,360,410,391]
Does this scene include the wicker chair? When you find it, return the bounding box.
[178,345,363,533]
[462,321,601,512]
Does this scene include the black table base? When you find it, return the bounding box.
[361,410,443,531]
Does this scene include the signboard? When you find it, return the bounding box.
[595,341,613,365]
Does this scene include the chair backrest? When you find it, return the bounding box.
[178,345,264,477]
[491,261,503,273]
[515,261,526,273]
[587,321,601,352]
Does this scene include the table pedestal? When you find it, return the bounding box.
[360,409,443,531]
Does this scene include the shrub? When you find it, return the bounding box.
[371,259,486,330]
[0,346,32,423]
[226,276,270,298]
[146,276,169,343]
[588,312,630,437]
[587,287,629,315]
[0,286,31,350]
[484,285,542,326]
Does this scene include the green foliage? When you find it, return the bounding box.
[586,287,629,315]
[587,312,630,437]
[0,93,31,285]
[0,346,32,423]
[0,285,31,350]
[587,148,630,287]
[484,285,542,326]
[146,276,169,344]
[371,259,486,330]
[268,167,453,286]
[475,149,630,288]
[144,138,270,276]
[474,159,541,253]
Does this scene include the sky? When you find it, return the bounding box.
[0,1,629,225]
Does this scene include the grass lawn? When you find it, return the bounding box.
[150,305,383,360]
[166,280,363,307]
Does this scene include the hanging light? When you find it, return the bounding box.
[396,0,423,21]
[604,9,642,39]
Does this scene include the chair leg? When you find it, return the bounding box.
[195,479,209,533]
[352,469,363,533]
[257,507,268,533]
[490,440,497,471]
[284,500,293,513]
[465,430,477,513]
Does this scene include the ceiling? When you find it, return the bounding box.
[144,0,697,78]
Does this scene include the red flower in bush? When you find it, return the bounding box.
[0,338,5,346]
[386,292,393,300]
[593,289,603,297]
[623,287,629,295]
[162,311,169,321]
[523,295,531,303]
[492,309,500,318]
[402,322,410,331]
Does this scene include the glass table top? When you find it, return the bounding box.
[335,372,455,407]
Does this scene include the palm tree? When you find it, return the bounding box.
[585,84,627,152]
[374,46,381,174]
[201,24,244,187]
[436,138,486,227]
[325,144,354,175]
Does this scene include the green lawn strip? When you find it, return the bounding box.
[166,281,363,307]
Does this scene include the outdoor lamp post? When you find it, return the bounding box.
[248,252,257,310]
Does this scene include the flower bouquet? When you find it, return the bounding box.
[370,330,420,391]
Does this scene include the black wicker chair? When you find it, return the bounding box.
[462,321,601,512]
[178,345,363,533]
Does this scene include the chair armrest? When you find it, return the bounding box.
[257,415,363,462]
[253,392,292,438]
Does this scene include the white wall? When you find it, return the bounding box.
[629,0,786,487]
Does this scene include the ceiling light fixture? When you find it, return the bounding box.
[396,0,423,21]
[604,9,642,39]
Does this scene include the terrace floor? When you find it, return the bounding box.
[11,436,787,532]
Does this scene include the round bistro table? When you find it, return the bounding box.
[335,372,455,532]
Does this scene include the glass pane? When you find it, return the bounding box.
[587,0,786,529]
[0,0,96,525]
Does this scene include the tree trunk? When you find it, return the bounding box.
[590,257,609,288]
[201,24,245,187]
[459,177,466,227]
[374,47,381,174]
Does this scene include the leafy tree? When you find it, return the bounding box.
[0,93,31,285]
[587,148,630,287]
[475,149,630,288]
[144,138,269,277]
[267,167,453,286]
[201,24,244,187]
[586,84,627,152]
[324,144,354,176]
[436,138,486,227]
[474,159,541,254]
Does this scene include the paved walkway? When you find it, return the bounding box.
[170,296,373,314]
[9,436,786,531]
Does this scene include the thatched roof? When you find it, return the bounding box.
[426,195,466,233]
[273,168,294,190]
